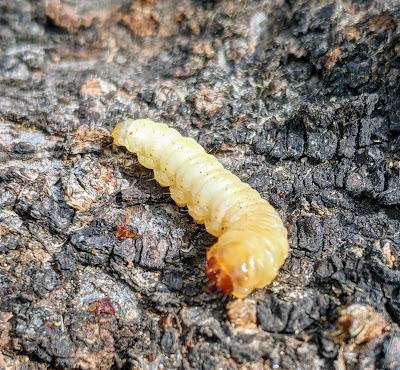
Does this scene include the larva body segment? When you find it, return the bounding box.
[112,119,289,298]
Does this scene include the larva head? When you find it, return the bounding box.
[205,256,234,296]
[205,229,288,299]
[205,242,256,299]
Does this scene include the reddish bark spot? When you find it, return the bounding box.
[146,353,157,362]
[116,225,139,239]
[90,298,120,315]
[45,321,54,330]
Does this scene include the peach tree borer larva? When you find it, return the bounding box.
[112,119,289,298]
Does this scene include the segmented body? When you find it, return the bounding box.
[112,119,289,298]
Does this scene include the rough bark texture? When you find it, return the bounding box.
[0,0,399,369]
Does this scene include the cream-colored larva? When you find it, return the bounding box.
[112,119,289,298]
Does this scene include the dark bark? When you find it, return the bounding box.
[0,0,399,368]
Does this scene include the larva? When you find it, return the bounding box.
[112,119,289,298]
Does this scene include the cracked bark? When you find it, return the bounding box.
[0,0,400,369]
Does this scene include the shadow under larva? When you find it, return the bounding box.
[112,118,289,299]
